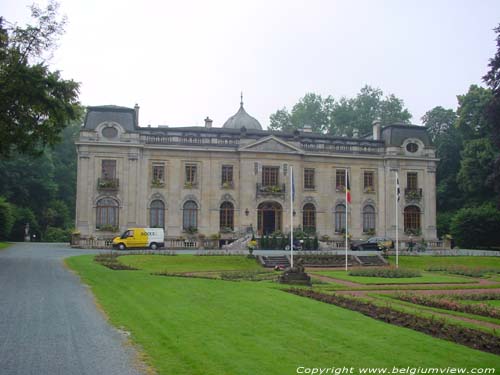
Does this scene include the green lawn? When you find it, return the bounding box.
[0,242,11,250]
[313,270,475,284]
[67,255,499,374]
[388,256,500,270]
[118,254,263,273]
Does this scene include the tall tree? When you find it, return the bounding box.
[455,85,493,140]
[483,24,500,206]
[422,107,462,211]
[269,86,412,136]
[421,106,457,142]
[268,93,333,133]
[0,1,80,158]
[330,86,412,137]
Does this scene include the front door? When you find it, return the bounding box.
[257,201,282,235]
[263,209,275,235]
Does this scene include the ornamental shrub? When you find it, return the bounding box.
[450,204,500,249]
[44,226,71,242]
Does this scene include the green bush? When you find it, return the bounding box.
[44,226,71,242]
[450,204,500,249]
[10,206,40,241]
[436,211,455,238]
[349,267,421,278]
[0,197,14,240]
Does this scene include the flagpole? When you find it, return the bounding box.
[290,166,294,269]
[395,171,399,269]
[345,169,348,271]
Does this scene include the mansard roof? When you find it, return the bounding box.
[83,105,138,131]
[381,124,432,147]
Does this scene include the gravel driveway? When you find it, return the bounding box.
[0,242,145,375]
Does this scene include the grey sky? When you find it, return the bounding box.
[3,0,499,128]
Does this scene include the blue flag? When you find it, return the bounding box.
[291,167,295,202]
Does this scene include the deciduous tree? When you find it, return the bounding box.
[0,1,80,158]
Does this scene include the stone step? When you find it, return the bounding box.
[260,256,291,268]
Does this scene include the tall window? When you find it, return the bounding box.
[183,200,198,230]
[221,165,233,186]
[407,172,418,190]
[362,205,376,232]
[303,203,316,233]
[152,164,165,185]
[219,202,234,231]
[304,168,315,189]
[262,166,279,186]
[335,204,346,233]
[101,160,116,179]
[96,198,118,228]
[336,169,346,190]
[404,205,421,234]
[364,171,374,191]
[150,200,165,228]
[185,164,197,185]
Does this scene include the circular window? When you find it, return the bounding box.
[102,126,118,139]
[406,143,419,153]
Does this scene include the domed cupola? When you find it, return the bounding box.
[222,94,262,130]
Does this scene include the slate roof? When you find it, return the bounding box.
[83,105,137,131]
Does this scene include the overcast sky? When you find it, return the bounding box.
[3,0,500,128]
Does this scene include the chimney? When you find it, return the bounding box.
[372,119,381,140]
[204,116,213,128]
[134,103,140,126]
[303,125,312,133]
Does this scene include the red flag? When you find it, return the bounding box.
[346,170,351,204]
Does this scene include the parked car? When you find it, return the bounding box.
[350,236,394,251]
[350,240,382,251]
[368,236,394,249]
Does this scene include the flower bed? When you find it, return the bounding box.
[286,289,500,355]
[94,253,138,270]
[396,293,500,320]
[426,265,500,278]
[349,267,421,278]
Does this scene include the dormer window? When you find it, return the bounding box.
[406,143,419,153]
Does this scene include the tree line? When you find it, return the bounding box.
[268,26,500,249]
[0,3,498,247]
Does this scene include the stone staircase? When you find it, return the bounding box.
[356,255,388,266]
[259,255,291,268]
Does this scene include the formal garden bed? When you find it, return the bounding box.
[94,253,138,270]
[349,267,421,278]
[395,293,500,320]
[312,270,475,284]
[425,265,500,278]
[286,288,500,355]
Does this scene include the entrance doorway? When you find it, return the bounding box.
[257,202,282,235]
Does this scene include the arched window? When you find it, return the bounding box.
[96,198,118,229]
[335,204,346,233]
[220,201,234,231]
[150,200,165,228]
[183,200,198,231]
[362,205,376,233]
[404,205,421,234]
[303,203,316,233]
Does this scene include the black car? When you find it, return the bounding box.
[351,239,384,251]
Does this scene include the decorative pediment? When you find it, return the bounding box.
[239,136,303,154]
